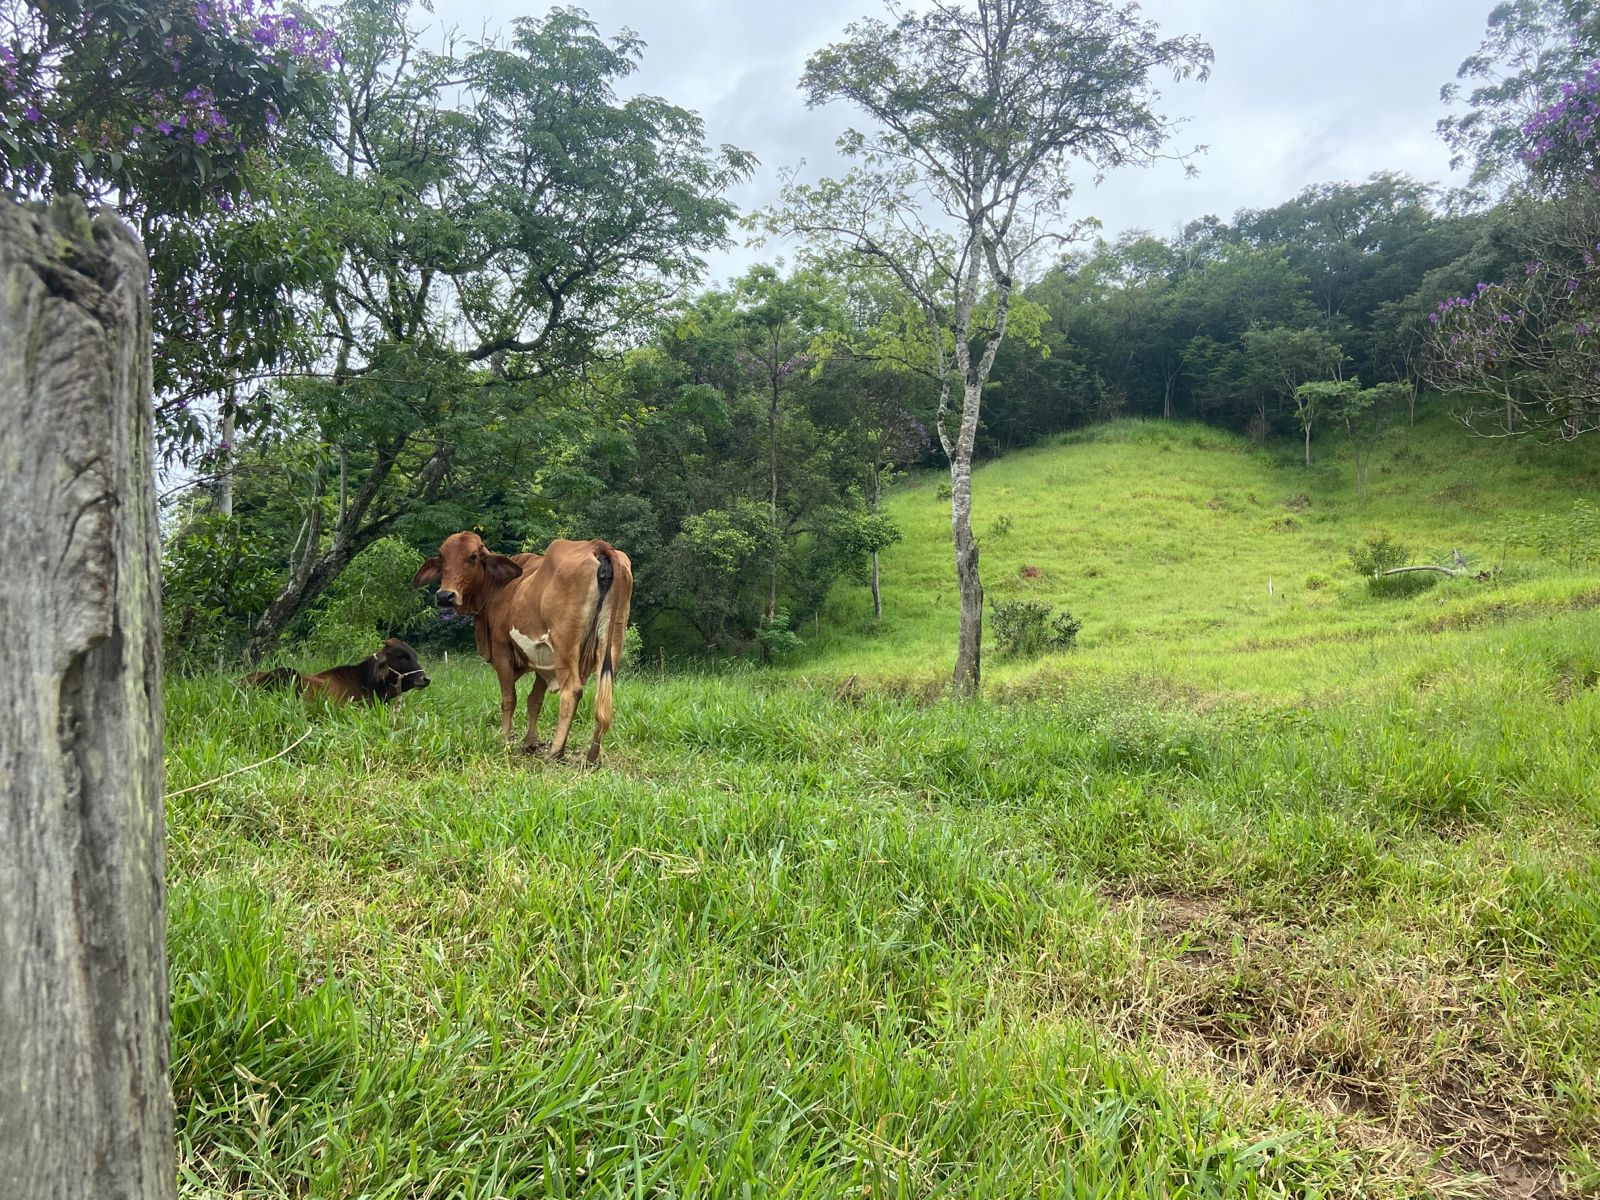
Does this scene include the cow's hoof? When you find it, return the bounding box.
[518,742,544,757]
[584,748,602,767]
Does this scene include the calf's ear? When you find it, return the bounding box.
[411,558,441,587]
[484,554,523,585]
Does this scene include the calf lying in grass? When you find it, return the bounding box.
[241,638,430,704]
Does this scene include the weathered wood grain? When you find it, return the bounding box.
[0,198,172,1200]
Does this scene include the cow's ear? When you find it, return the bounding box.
[484,554,523,586]
[411,558,441,587]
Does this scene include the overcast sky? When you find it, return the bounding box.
[447,0,1494,286]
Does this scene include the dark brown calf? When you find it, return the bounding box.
[413,533,632,763]
[242,637,430,704]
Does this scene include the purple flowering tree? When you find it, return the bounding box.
[1438,0,1600,201]
[2,0,339,466]
[0,0,333,211]
[1425,63,1600,439]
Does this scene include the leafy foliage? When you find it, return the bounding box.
[1437,0,1600,198]
[303,537,431,661]
[1510,497,1600,568]
[1349,530,1439,597]
[989,598,1082,656]
[1350,530,1412,577]
[212,0,754,658]
[161,512,283,671]
[0,0,333,209]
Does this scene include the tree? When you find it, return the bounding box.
[1240,325,1344,465]
[1295,377,1406,498]
[237,0,752,658]
[730,265,832,624]
[0,0,332,209]
[1235,174,1475,383]
[0,0,340,459]
[1438,0,1600,200]
[1425,62,1600,441]
[770,0,1210,695]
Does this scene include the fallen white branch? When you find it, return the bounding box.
[1378,564,1470,577]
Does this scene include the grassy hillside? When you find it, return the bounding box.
[805,415,1599,699]
[165,416,1600,1198]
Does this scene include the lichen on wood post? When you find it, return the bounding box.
[0,198,173,1200]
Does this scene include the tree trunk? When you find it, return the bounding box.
[244,436,438,660]
[1304,418,1312,467]
[217,387,235,518]
[1162,368,1175,420]
[766,374,780,626]
[868,461,883,621]
[0,200,173,1200]
[245,512,381,660]
[950,457,982,696]
[947,362,986,698]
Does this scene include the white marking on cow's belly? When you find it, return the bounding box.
[509,626,556,669]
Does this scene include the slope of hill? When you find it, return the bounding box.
[162,413,1600,1198]
[805,414,1600,701]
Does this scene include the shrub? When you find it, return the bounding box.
[986,513,1014,540]
[991,599,1082,657]
[935,480,953,502]
[1304,573,1330,591]
[1350,531,1437,597]
[1349,531,1409,577]
[162,514,283,672]
[303,538,432,660]
[1508,499,1600,569]
[756,608,804,659]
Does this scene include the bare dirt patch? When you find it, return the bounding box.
[1078,888,1572,1197]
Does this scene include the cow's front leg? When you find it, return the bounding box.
[496,665,520,744]
[521,675,550,754]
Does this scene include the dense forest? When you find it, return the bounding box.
[5,0,1596,669]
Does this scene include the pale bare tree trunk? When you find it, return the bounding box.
[217,387,236,518]
[949,443,983,693]
[0,200,173,1200]
[942,237,1010,698]
[868,462,883,621]
[766,373,779,626]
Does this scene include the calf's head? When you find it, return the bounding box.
[412,531,523,621]
[375,637,430,696]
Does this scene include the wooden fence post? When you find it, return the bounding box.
[0,199,174,1200]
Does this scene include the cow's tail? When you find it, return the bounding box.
[589,546,628,732]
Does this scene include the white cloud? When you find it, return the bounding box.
[433,0,1497,283]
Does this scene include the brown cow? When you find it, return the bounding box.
[412,533,632,763]
[242,637,431,703]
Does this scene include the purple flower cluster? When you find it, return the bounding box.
[200,0,338,70]
[1522,60,1600,166]
[1427,282,1497,325]
[3,0,336,192]
[134,83,244,150]
[2,42,45,120]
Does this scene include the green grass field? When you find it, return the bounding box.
[166,416,1600,1198]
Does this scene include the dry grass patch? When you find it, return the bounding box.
[1055,888,1579,1197]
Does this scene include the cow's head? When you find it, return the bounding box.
[375,637,430,696]
[411,531,523,621]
